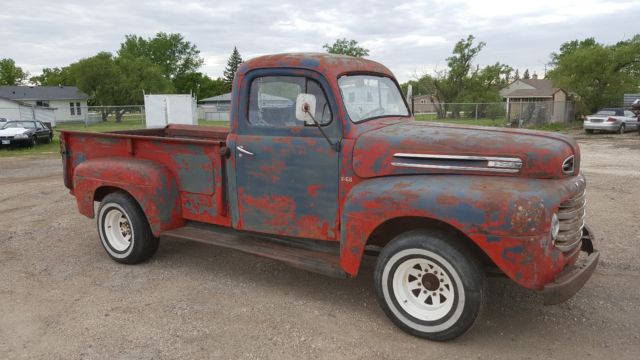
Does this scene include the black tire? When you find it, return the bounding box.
[29,136,37,147]
[97,192,159,264]
[45,134,52,144]
[374,229,485,341]
[585,129,594,134]
[618,124,625,134]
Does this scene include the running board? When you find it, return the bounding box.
[160,223,348,279]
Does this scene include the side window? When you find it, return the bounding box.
[76,102,82,115]
[248,76,332,127]
[70,102,75,116]
[36,122,44,130]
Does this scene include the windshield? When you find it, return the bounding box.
[338,75,409,123]
[2,121,35,129]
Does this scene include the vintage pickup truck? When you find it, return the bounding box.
[61,53,598,341]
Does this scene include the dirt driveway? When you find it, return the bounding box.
[1,132,639,359]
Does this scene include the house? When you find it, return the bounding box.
[0,97,56,125]
[198,93,232,121]
[499,79,571,123]
[197,92,293,121]
[410,94,440,114]
[0,85,89,123]
[624,93,640,108]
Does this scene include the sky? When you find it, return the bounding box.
[1,0,639,83]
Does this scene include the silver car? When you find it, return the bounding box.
[584,108,639,134]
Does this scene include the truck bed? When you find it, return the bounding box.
[109,124,229,143]
[61,124,232,230]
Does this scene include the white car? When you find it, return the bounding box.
[584,108,639,134]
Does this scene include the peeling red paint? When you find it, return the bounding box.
[62,53,595,299]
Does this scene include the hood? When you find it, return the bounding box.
[0,127,29,136]
[353,121,579,179]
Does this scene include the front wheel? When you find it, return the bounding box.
[374,230,485,341]
[97,192,159,264]
[618,124,625,134]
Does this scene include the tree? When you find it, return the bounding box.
[514,69,520,80]
[223,47,243,90]
[523,69,530,79]
[432,35,486,117]
[401,74,437,98]
[118,32,204,80]
[30,67,73,86]
[547,35,640,113]
[69,52,173,122]
[0,58,28,85]
[323,38,369,57]
[173,72,228,100]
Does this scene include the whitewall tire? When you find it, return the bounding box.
[374,229,485,341]
[97,192,159,264]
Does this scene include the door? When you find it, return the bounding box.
[233,73,341,241]
[35,121,49,140]
[624,111,639,130]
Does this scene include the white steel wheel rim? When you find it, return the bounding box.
[103,207,133,252]
[392,257,456,321]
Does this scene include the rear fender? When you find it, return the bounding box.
[73,158,183,236]
[340,175,579,289]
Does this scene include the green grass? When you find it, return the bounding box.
[415,114,506,127]
[198,120,230,127]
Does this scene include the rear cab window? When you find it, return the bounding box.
[248,76,332,128]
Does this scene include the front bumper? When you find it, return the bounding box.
[583,123,619,131]
[543,226,599,305]
[0,138,30,146]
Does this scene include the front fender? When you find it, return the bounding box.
[340,175,583,289]
[73,157,183,236]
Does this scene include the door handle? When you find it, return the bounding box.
[236,145,254,156]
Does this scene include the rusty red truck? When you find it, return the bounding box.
[61,53,598,341]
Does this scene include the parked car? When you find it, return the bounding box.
[0,120,53,147]
[61,53,598,341]
[583,108,639,134]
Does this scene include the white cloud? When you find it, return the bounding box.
[0,0,638,82]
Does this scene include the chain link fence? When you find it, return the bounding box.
[412,100,575,127]
[4,100,575,131]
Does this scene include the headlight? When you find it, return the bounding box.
[550,213,560,241]
[14,133,28,139]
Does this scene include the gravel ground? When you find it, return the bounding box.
[1,132,639,359]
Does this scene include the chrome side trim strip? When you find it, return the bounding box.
[390,162,521,173]
[393,153,522,163]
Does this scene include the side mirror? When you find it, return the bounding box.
[295,93,317,125]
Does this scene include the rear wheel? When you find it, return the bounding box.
[374,229,485,341]
[97,192,159,264]
[618,124,626,134]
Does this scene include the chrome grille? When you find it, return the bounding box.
[555,190,586,252]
